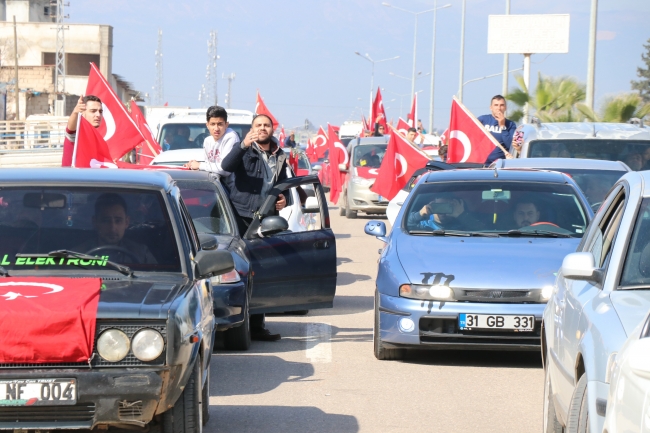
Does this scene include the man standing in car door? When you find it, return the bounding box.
[221,113,288,341]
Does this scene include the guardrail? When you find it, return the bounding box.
[0,119,67,151]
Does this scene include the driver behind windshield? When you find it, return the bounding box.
[513,199,540,228]
[75,193,157,264]
[407,193,483,231]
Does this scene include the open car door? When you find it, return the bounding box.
[243,175,336,314]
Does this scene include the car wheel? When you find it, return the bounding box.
[223,306,251,351]
[161,357,203,433]
[543,354,564,433]
[373,291,404,361]
[201,361,210,425]
[345,194,358,219]
[339,194,347,216]
[566,373,589,433]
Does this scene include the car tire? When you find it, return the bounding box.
[223,306,251,351]
[161,357,203,433]
[339,194,347,216]
[201,361,210,426]
[566,373,589,433]
[373,291,404,361]
[543,355,564,433]
[345,195,358,219]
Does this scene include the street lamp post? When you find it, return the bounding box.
[458,0,466,102]
[355,52,399,122]
[428,1,451,132]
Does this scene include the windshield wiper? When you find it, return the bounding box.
[16,250,133,277]
[0,265,8,277]
[501,230,571,238]
[408,229,470,237]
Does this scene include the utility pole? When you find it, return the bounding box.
[428,0,438,131]
[586,0,598,110]
[13,16,19,120]
[458,0,466,102]
[53,0,68,115]
[223,73,235,109]
[153,29,164,106]
[502,0,510,97]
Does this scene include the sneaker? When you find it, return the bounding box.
[251,328,281,341]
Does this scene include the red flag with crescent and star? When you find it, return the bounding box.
[371,87,387,129]
[371,127,430,201]
[407,92,418,127]
[129,101,161,165]
[85,63,146,161]
[0,277,101,363]
[446,97,506,164]
[255,91,279,130]
[312,126,329,160]
[327,124,347,204]
[74,117,117,169]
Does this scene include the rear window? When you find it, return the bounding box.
[528,139,650,171]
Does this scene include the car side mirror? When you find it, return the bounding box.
[302,196,320,213]
[365,220,388,243]
[198,234,217,250]
[338,163,348,172]
[561,252,603,284]
[312,165,322,172]
[259,215,289,237]
[195,250,234,279]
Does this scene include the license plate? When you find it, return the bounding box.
[0,378,77,406]
[458,314,535,332]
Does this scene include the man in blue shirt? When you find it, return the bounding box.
[479,95,517,165]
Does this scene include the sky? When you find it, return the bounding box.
[73,0,650,134]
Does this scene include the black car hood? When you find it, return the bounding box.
[96,279,186,320]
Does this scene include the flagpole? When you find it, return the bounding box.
[71,114,81,168]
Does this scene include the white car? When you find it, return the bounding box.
[603,310,650,433]
[151,148,310,233]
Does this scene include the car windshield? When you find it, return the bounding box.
[160,123,249,152]
[619,198,650,289]
[298,153,311,170]
[353,144,386,168]
[528,139,650,171]
[541,169,624,207]
[0,187,181,272]
[176,180,233,235]
[404,180,588,237]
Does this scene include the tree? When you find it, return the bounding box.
[577,93,650,123]
[631,38,650,103]
[506,74,585,122]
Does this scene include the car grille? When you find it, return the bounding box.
[0,321,166,369]
[455,289,540,303]
[370,200,389,206]
[419,317,541,347]
[0,403,95,423]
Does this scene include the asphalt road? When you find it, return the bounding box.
[207,209,544,433]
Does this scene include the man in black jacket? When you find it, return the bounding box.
[221,113,288,341]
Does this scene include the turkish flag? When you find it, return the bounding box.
[396,118,420,143]
[407,93,418,127]
[371,87,387,129]
[278,126,286,148]
[371,128,430,201]
[361,114,370,132]
[130,102,161,165]
[255,91,279,130]
[0,277,101,363]
[74,117,117,168]
[446,97,504,164]
[327,124,347,204]
[86,63,146,160]
[313,126,329,160]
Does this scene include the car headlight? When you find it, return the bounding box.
[97,329,130,362]
[131,329,165,361]
[399,284,456,301]
[351,176,373,186]
[210,269,241,284]
[541,285,554,301]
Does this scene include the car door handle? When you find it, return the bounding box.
[314,240,329,249]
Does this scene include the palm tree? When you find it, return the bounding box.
[577,93,650,123]
[506,74,586,123]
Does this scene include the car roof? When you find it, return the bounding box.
[153,148,205,163]
[162,109,254,125]
[352,136,389,146]
[495,157,630,171]
[520,122,650,141]
[423,168,570,184]
[0,168,174,189]
[161,169,214,182]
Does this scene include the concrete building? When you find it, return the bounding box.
[0,0,139,119]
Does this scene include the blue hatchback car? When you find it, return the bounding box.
[365,168,594,360]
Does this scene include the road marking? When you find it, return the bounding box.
[305,322,332,363]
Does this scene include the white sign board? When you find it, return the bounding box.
[488,14,570,54]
